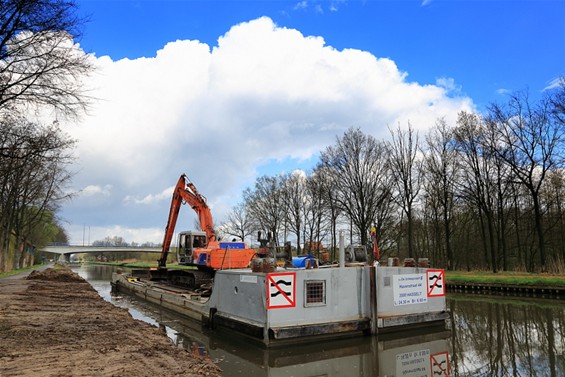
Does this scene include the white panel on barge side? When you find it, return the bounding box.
[375,266,448,331]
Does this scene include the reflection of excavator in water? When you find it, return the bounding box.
[151,174,256,290]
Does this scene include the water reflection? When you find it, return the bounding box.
[73,265,565,376]
[75,263,116,283]
[111,289,451,377]
[449,294,565,376]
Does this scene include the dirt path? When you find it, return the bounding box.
[0,266,223,377]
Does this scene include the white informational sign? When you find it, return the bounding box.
[393,274,428,306]
[240,275,258,284]
[396,348,431,377]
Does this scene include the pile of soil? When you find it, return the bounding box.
[26,266,85,282]
[0,267,223,377]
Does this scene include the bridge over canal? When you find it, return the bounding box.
[38,245,162,262]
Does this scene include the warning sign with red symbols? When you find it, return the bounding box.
[430,351,450,376]
[267,272,296,309]
[426,269,446,297]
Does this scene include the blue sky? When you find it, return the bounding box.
[62,0,564,245]
[77,0,564,108]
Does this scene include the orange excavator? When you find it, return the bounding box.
[152,174,256,289]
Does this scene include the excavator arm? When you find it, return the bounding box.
[158,174,216,268]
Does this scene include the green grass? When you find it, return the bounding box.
[0,264,45,278]
[446,270,565,287]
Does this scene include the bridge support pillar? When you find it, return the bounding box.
[59,254,71,263]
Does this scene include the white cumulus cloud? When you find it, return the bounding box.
[124,186,175,205]
[62,17,474,245]
[80,184,112,197]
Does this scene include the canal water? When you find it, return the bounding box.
[72,264,565,376]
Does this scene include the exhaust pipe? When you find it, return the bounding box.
[339,230,345,268]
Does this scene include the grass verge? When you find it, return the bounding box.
[0,264,46,279]
[446,270,565,287]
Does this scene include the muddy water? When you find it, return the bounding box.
[73,264,565,376]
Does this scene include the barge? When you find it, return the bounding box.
[112,250,447,346]
[112,174,447,346]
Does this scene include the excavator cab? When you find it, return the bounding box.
[177,230,207,265]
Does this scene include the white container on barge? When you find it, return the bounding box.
[112,262,447,346]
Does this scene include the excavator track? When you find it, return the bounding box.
[165,269,212,290]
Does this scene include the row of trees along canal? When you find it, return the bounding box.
[221,82,565,273]
[0,1,92,273]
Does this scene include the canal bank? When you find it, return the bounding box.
[445,270,565,297]
[0,266,222,377]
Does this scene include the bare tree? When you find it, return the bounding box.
[454,111,500,272]
[542,170,565,263]
[0,0,92,117]
[319,128,391,248]
[423,118,459,268]
[313,165,342,258]
[0,115,75,270]
[243,175,285,245]
[220,202,257,244]
[302,173,330,252]
[486,91,565,271]
[281,171,306,253]
[388,122,423,259]
[0,1,92,272]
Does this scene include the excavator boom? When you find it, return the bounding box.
[158,174,216,268]
[154,173,256,290]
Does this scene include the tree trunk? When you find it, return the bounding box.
[443,202,453,270]
[532,193,547,271]
[407,207,415,259]
[477,208,489,267]
[486,211,498,273]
